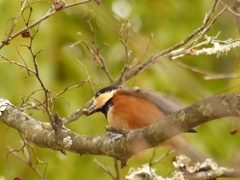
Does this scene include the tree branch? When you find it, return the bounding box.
[1,93,240,168]
[127,156,240,180]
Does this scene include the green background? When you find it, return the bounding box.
[0,0,240,179]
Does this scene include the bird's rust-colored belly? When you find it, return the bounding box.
[108,91,164,130]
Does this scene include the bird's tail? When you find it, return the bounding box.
[160,136,207,163]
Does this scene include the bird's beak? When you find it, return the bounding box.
[81,104,97,116]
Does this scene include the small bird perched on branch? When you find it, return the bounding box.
[82,86,194,130]
[82,86,204,161]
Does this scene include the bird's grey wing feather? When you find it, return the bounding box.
[119,87,197,133]
[119,87,181,115]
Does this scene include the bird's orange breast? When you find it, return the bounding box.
[107,91,164,130]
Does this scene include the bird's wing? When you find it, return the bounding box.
[119,87,197,133]
[118,87,181,115]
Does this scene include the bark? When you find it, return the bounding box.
[0,93,240,167]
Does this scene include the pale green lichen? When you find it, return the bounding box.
[177,110,186,122]
[63,136,72,148]
[199,104,212,117]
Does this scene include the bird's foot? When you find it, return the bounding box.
[105,126,131,143]
[106,132,124,143]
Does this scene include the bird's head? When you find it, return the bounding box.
[82,86,119,116]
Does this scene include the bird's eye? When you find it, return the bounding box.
[95,92,101,97]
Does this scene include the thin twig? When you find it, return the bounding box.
[215,83,240,94]
[7,132,48,180]
[16,44,33,77]
[170,38,240,60]
[178,62,240,80]
[153,0,221,62]
[119,21,132,84]
[93,158,117,180]
[27,24,53,122]
[17,89,46,111]
[185,3,227,50]
[76,59,95,94]
[0,0,94,49]
[135,33,153,65]
[149,149,175,167]
[87,14,114,82]
[114,159,121,180]
[0,55,35,74]
[2,0,28,47]
[71,13,114,82]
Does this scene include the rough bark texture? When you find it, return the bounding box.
[1,93,240,167]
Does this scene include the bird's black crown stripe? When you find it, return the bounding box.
[95,86,119,97]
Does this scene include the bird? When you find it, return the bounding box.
[82,86,192,130]
[82,86,204,161]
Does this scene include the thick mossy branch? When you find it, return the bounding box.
[0,93,240,167]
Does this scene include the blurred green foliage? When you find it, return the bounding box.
[0,0,240,179]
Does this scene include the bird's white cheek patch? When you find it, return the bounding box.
[95,91,115,109]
